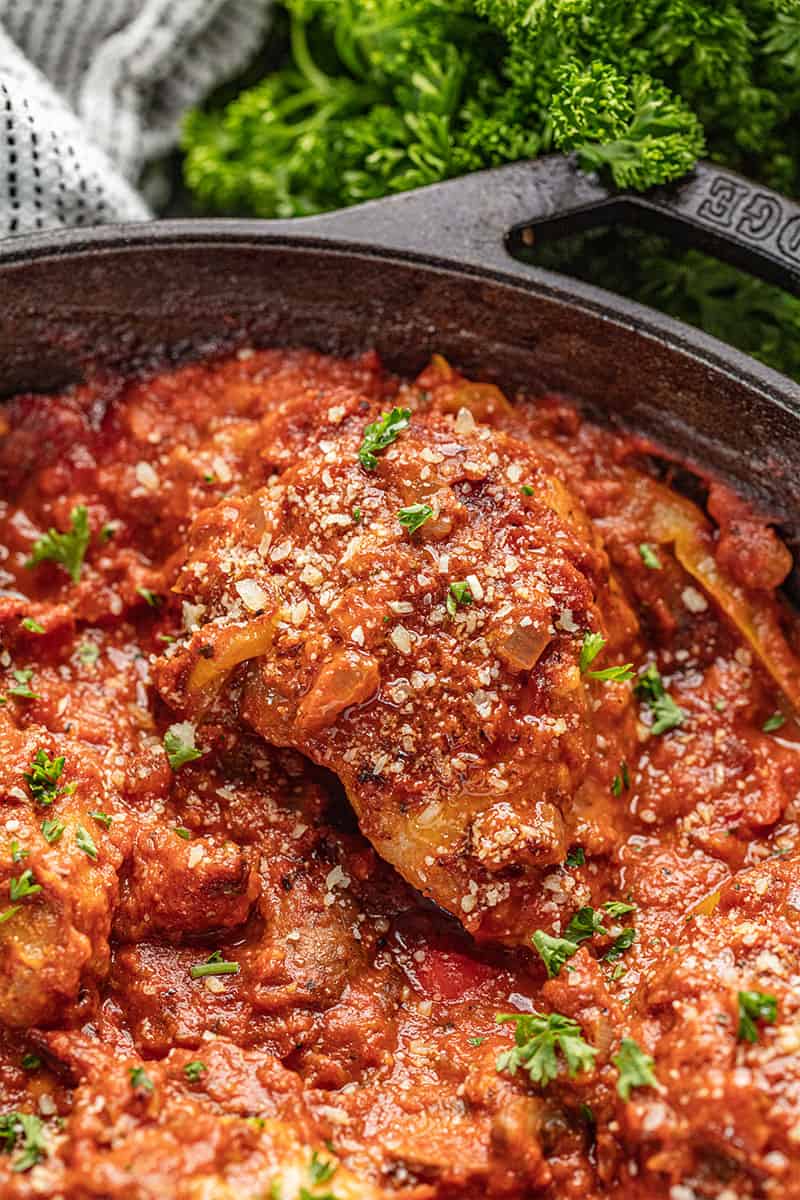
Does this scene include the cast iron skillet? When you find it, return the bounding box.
[1,153,800,552]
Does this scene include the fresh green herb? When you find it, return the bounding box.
[603,900,636,918]
[129,1066,154,1094]
[352,505,362,525]
[579,632,605,672]
[164,724,203,770]
[565,906,608,944]
[446,580,473,617]
[174,826,192,840]
[100,523,117,542]
[635,664,685,735]
[587,662,635,682]
[604,928,636,961]
[495,1011,596,1088]
[639,543,661,570]
[611,763,631,795]
[737,990,778,1043]
[763,712,786,733]
[0,906,20,925]
[532,930,580,978]
[184,1060,207,1083]
[565,847,585,869]
[0,1111,48,1172]
[75,824,98,861]
[357,408,411,470]
[20,1055,41,1071]
[136,587,161,607]
[20,618,44,634]
[9,870,41,902]
[309,1150,337,1185]
[40,819,65,845]
[10,842,28,864]
[76,642,100,667]
[190,950,240,980]
[8,669,40,700]
[89,811,112,829]
[397,503,433,533]
[612,1037,658,1101]
[468,1036,485,1046]
[521,485,534,496]
[24,751,66,805]
[26,505,90,583]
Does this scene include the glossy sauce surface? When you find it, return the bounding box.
[0,348,799,1199]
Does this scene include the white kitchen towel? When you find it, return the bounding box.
[0,0,273,236]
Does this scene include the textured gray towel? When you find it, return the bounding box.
[0,0,273,236]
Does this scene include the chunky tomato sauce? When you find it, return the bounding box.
[0,347,799,1200]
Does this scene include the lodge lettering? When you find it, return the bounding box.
[696,173,800,264]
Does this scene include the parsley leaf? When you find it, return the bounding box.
[184,1060,207,1083]
[0,1111,48,1172]
[565,847,585,868]
[446,580,473,617]
[40,819,65,845]
[352,505,362,525]
[587,662,635,682]
[129,1066,154,1094]
[8,669,40,700]
[20,618,44,634]
[76,642,100,668]
[24,750,66,805]
[737,990,777,1043]
[604,927,636,961]
[532,930,580,978]
[136,587,161,607]
[358,408,411,470]
[20,1055,40,1071]
[603,900,636,917]
[397,503,433,533]
[8,870,41,902]
[164,723,203,770]
[495,1011,596,1088]
[763,712,786,733]
[75,824,98,861]
[26,505,90,583]
[634,664,684,735]
[579,632,605,672]
[174,826,192,840]
[612,1037,657,1100]
[565,906,608,943]
[90,811,113,829]
[309,1150,337,1185]
[639,543,662,570]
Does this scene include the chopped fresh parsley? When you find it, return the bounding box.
[26,505,90,583]
[20,618,44,634]
[90,811,113,829]
[604,927,636,961]
[604,900,636,918]
[10,841,27,864]
[75,824,98,861]
[468,1036,485,1046]
[495,1011,596,1088]
[446,580,473,618]
[20,1055,40,1071]
[24,750,66,805]
[566,906,609,944]
[588,662,635,682]
[352,505,362,525]
[634,664,685,735]
[612,1037,657,1100]
[397,503,433,534]
[357,407,411,470]
[0,1110,48,1172]
[76,642,100,667]
[136,587,161,607]
[532,930,580,978]
[9,870,41,902]
[520,485,535,496]
[8,669,40,700]
[0,906,20,925]
[184,1060,207,1083]
[190,950,240,980]
[174,826,192,840]
[737,990,778,1043]
[164,724,203,770]
[579,631,605,672]
[129,1066,154,1094]
[639,543,662,570]
[565,846,585,868]
[611,763,631,796]
[40,818,65,844]
[309,1150,337,1185]
[763,712,786,733]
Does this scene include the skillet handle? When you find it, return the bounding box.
[289,155,800,296]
